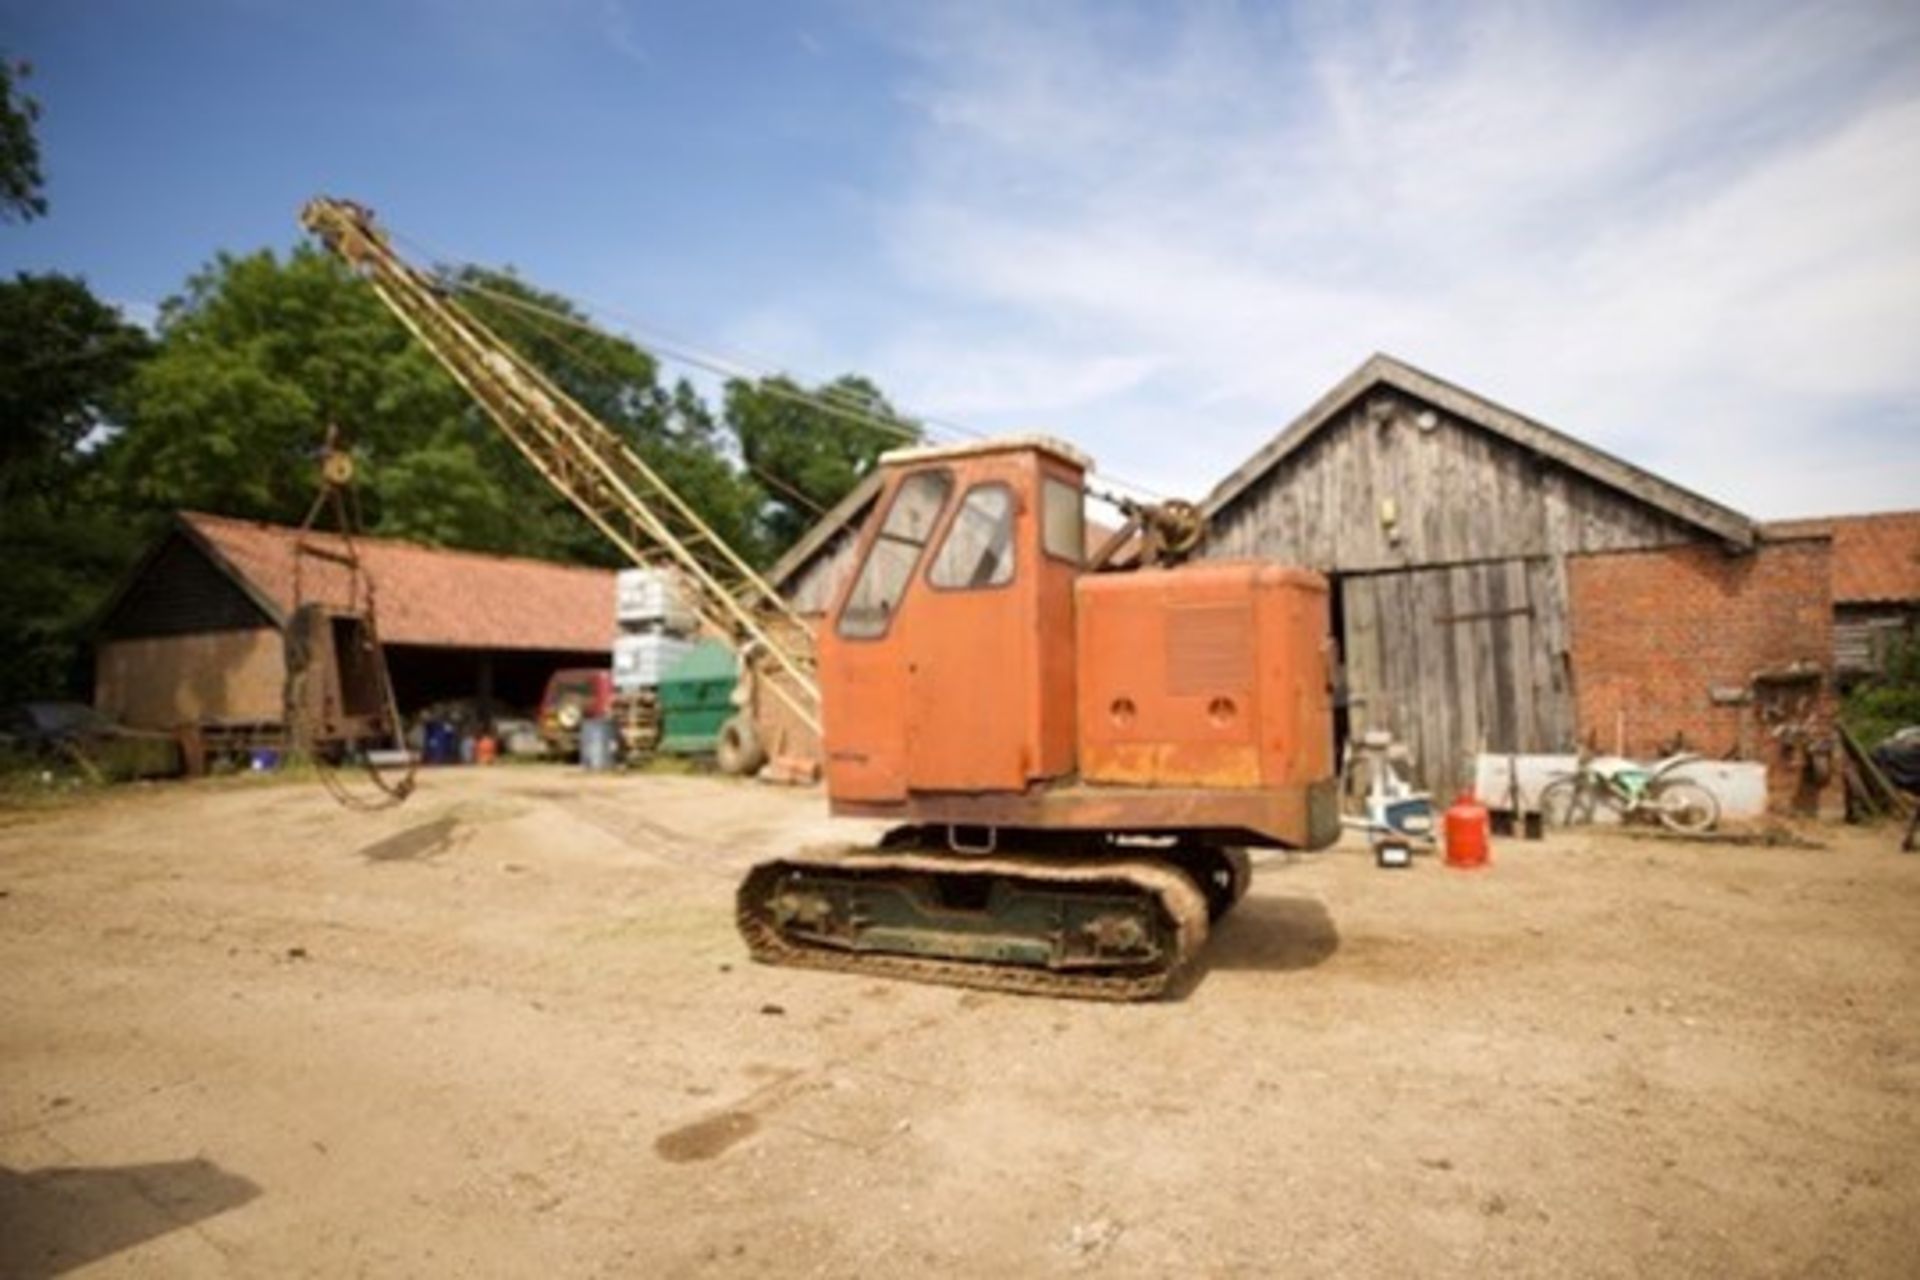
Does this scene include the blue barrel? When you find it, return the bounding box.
[423,720,459,765]
[578,717,618,771]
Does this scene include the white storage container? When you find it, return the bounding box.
[612,632,698,692]
[616,568,698,633]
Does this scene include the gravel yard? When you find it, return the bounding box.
[2,766,1916,1277]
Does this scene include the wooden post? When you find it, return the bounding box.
[477,652,495,729]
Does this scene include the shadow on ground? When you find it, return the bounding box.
[356,815,459,863]
[0,1158,260,1279]
[1206,895,1340,972]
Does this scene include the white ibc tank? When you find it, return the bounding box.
[616,568,697,633]
[612,632,698,692]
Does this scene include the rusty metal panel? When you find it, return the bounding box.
[819,444,1084,801]
[1165,605,1253,696]
[830,775,1342,850]
[1078,562,1330,790]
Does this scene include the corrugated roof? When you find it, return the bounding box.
[179,512,615,651]
[1764,510,1920,604]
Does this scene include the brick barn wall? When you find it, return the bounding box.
[1566,537,1838,815]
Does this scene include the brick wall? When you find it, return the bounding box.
[1566,536,1838,815]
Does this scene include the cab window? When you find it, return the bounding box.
[1042,476,1084,564]
[837,469,952,638]
[929,484,1016,590]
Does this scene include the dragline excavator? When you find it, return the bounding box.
[302,197,1341,1000]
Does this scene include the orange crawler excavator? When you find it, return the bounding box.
[303,198,1340,1000]
[738,435,1339,998]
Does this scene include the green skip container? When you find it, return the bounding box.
[656,642,738,755]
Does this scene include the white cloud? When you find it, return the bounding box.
[851,0,1920,518]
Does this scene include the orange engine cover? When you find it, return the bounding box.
[1075,562,1332,790]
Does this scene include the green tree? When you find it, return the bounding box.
[112,247,766,567]
[0,272,151,503]
[0,56,46,222]
[1843,634,1920,751]
[726,374,917,556]
[454,267,763,563]
[111,245,469,527]
[0,274,154,701]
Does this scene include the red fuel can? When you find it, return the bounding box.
[1444,791,1491,870]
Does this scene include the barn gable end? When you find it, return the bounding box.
[1204,353,1753,568]
[1199,354,1763,793]
[98,530,278,639]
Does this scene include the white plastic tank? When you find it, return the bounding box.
[612,632,698,691]
[615,568,698,634]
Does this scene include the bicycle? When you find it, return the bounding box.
[1537,750,1720,835]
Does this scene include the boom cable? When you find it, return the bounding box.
[385,227,1170,505]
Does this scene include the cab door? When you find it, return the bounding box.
[904,475,1032,792]
[818,468,952,802]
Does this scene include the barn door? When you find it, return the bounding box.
[1339,559,1573,791]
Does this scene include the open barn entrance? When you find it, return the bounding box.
[382,646,610,723]
[1327,573,1352,775]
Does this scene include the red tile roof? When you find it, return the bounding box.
[1764,510,1920,604]
[180,512,616,651]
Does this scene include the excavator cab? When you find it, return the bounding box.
[819,437,1088,803]
[817,435,1339,852]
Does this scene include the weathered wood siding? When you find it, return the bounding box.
[1207,390,1699,569]
[1206,387,1705,786]
[1835,604,1916,678]
[101,533,272,638]
[96,629,287,729]
[783,528,863,617]
[1340,559,1576,790]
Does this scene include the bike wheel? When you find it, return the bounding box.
[1537,776,1590,828]
[1651,779,1718,834]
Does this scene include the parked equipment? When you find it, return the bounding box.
[283,429,416,808]
[1538,750,1720,834]
[657,643,738,756]
[1341,729,1435,867]
[303,200,1341,999]
[537,668,658,760]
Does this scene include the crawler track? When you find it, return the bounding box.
[737,848,1212,1001]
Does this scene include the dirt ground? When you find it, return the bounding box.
[1,766,1916,1278]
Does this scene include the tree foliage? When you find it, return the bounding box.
[0,274,156,703]
[1,233,907,702]
[0,272,151,503]
[110,246,469,527]
[727,374,917,557]
[454,267,762,564]
[0,56,46,222]
[1843,634,1920,751]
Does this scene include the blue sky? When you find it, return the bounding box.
[5,0,1917,518]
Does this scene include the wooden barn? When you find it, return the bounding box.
[94,512,616,745]
[1200,354,1770,791]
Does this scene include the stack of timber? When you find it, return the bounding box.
[1838,724,1915,821]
